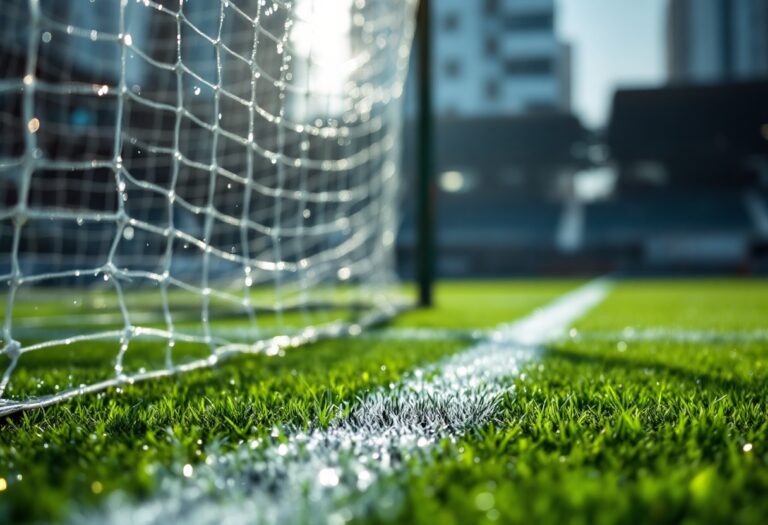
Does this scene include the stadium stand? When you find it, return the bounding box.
[398,81,768,276]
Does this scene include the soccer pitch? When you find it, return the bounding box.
[1,278,767,524]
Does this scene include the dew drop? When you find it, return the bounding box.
[317,467,339,487]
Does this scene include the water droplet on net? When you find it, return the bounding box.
[27,118,40,134]
[193,86,201,96]
[318,468,340,488]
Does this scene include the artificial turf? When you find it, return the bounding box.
[368,279,768,525]
[1,278,767,524]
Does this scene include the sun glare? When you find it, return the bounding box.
[291,0,354,116]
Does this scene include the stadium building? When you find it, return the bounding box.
[667,0,768,84]
[398,0,583,277]
[432,0,571,116]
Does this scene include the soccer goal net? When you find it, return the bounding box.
[0,0,415,415]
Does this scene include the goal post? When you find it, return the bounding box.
[415,0,434,308]
[0,0,417,415]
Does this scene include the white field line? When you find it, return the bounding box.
[351,326,768,345]
[361,326,487,342]
[79,279,612,525]
[567,327,768,344]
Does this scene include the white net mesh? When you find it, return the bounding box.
[0,0,415,415]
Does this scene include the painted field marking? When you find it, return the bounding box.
[568,327,768,344]
[82,279,612,525]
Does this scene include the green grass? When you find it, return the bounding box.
[0,337,467,523]
[396,280,582,328]
[2,278,768,524]
[370,279,768,525]
[574,279,768,331]
[378,341,768,525]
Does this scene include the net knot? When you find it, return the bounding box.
[12,207,28,226]
[2,340,22,361]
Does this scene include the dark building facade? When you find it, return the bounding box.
[667,0,768,84]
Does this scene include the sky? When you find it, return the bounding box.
[556,0,668,128]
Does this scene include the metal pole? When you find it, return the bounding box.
[415,0,434,307]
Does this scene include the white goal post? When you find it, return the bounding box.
[0,0,416,415]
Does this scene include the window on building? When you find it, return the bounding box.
[485,79,499,100]
[504,57,552,76]
[444,13,459,31]
[525,101,557,113]
[444,106,459,118]
[444,59,462,77]
[505,12,553,31]
[485,36,498,57]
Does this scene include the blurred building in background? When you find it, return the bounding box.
[399,0,768,278]
[667,0,768,84]
[590,0,768,273]
[433,0,571,116]
[399,0,587,277]
[599,80,768,270]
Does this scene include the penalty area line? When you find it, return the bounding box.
[82,279,612,525]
